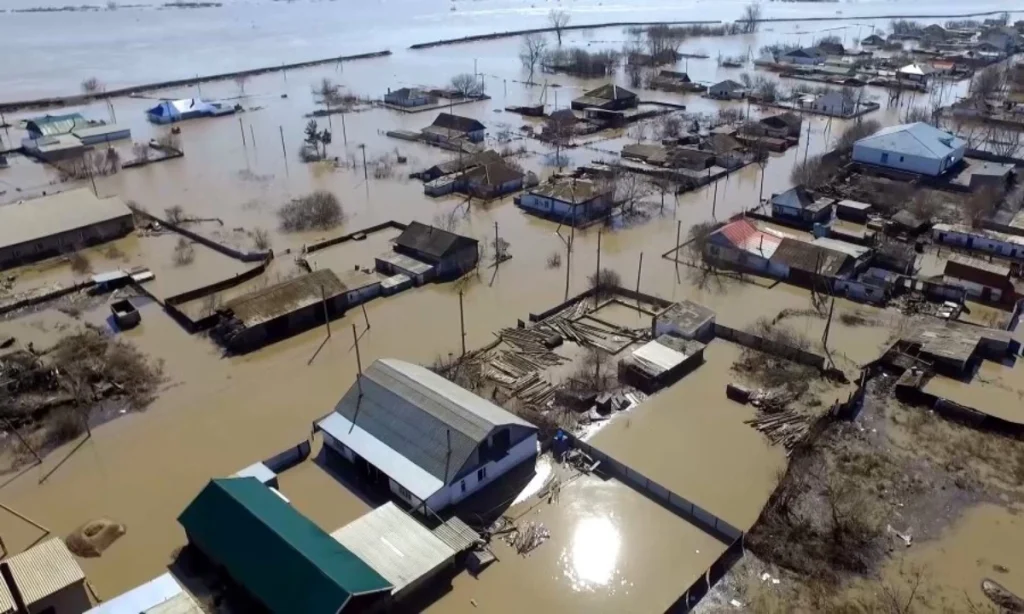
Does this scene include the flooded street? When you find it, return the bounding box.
[0,2,1017,611]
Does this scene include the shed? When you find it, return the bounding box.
[836,199,873,223]
[423,113,486,143]
[0,189,135,270]
[25,113,89,138]
[708,80,747,99]
[374,252,435,285]
[316,358,539,514]
[943,255,1016,302]
[770,186,833,223]
[2,538,90,614]
[178,478,392,614]
[853,122,965,176]
[380,273,413,295]
[619,335,706,393]
[21,134,90,162]
[71,124,132,146]
[393,222,479,277]
[331,503,455,600]
[231,462,278,488]
[770,237,854,281]
[571,84,637,111]
[652,300,716,341]
[85,573,202,614]
[758,113,802,138]
[384,87,434,108]
[889,209,929,234]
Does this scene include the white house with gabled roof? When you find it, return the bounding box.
[852,122,965,176]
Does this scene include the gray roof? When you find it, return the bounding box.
[711,79,745,91]
[395,221,478,261]
[331,502,455,596]
[329,359,536,485]
[855,122,965,160]
[0,188,133,252]
[581,83,637,101]
[430,113,485,133]
[770,237,851,277]
[772,186,816,210]
[528,178,609,203]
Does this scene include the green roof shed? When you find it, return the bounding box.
[178,477,392,613]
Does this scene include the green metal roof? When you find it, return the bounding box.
[178,478,392,613]
[26,113,88,137]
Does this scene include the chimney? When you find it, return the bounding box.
[1,561,28,614]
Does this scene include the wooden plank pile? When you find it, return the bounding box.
[511,372,556,406]
[744,410,811,456]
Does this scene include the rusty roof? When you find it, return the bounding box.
[5,538,85,606]
[223,269,346,328]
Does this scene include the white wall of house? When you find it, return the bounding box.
[943,275,1002,301]
[427,433,539,512]
[932,227,1024,259]
[853,142,964,176]
[520,192,611,220]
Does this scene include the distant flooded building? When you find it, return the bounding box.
[757,112,802,138]
[0,538,91,614]
[770,186,833,224]
[422,113,486,144]
[392,221,479,278]
[213,269,379,352]
[384,87,434,108]
[25,113,89,139]
[706,218,785,275]
[571,83,637,111]
[316,358,539,515]
[0,189,135,270]
[145,98,236,124]
[779,46,828,65]
[517,177,613,224]
[179,478,393,614]
[707,79,747,100]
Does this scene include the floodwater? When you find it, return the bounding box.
[426,467,725,614]
[0,8,994,608]
[0,0,1008,100]
[924,359,1024,425]
[874,503,1024,611]
[589,341,785,530]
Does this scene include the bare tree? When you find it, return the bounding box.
[903,105,933,124]
[234,74,249,95]
[549,9,571,45]
[450,73,485,98]
[987,126,1023,158]
[132,142,151,162]
[251,228,271,250]
[278,190,344,232]
[164,205,187,224]
[971,65,1005,100]
[835,119,881,151]
[645,24,685,63]
[791,154,834,189]
[172,237,195,266]
[741,2,762,34]
[963,186,999,227]
[520,34,548,84]
[81,77,104,95]
[312,78,343,117]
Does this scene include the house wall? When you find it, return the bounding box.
[345,283,381,307]
[519,192,612,222]
[706,241,787,277]
[834,278,888,304]
[0,214,135,269]
[932,227,1024,259]
[853,142,964,176]
[436,245,479,277]
[943,275,1003,301]
[466,129,485,143]
[781,54,822,65]
[28,582,93,614]
[442,433,538,509]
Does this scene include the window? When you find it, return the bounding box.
[477,466,487,481]
[899,156,904,162]
[461,480,466,493]
[881,152,890,164]
[397,485,411,499]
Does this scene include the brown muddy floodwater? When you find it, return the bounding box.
[0,22,978,607]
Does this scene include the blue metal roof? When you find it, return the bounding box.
[854,122,965,159]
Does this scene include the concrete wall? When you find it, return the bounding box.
[932,227,1024,259]
[834,278,888,304]
[28,582,93,614]
[943,274,1001,301]
[714,323,826,368]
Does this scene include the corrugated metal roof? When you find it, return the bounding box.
[632,339,689,374]
[431,517,480,553]
[325,359,536,487]
[376,251,434,275]
[716,218,783,259]
[0,571,13,613]
[318,412,446,501]
[146,592,204,614]
[177,478,392,614]
[231,462,276,484]
[770,238,850,277]
[6,538,84,606]
[223,269,345,328]
[395,222,478,262]
[528,178,607,203]
[0,188,133,252]
[86,573,189,614]
[855,122,965,159]
[26,113,89,137]
[331,502,454,595]
[810,237,871,259]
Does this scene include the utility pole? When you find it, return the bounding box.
[675,220,682,267]
[352,324,364,398]
[712,179,719,219]
[321,285,331,338]
[279,126,289,176]
[635,252,644,300]
[238,117,246,148]
[595,230,602,305]
[361,303,371,330]
[249,125,256,151]
[341,111,348,145]
[2,416,40,465]
[494,222,500,265]
[458,290,466,356]
[360,144,368,180]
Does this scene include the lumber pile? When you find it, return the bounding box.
[744,410,811,455]
[511,372,556,406]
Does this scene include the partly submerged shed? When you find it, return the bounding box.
[1,538,91,614]
[331,502,455,600]
[178,478,392,614]
[146,98,236,124]
[393,222,479,278]
[25,113,89,138]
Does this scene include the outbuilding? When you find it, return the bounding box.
[0,538,92,614]
[652,299,716,341]
[943,255,1017,303]
[571,84,638,111]
[178,478,393,614]
[618,335,706,393]
[708,80,747,100]
[384,87,434,108]
[770,186,833,224]
[392,221,479,278]
[316,358,539,515]
[422,113,486,144]
[86,573,203,614]
[0,189,135,270]
[852,122,965,176]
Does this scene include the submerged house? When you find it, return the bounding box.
[213,269,380,351]
[145,98,237,124]
[571,84,638,111]
[316,358,539,514]
[779,46,828,65]
[179,478,393,614]
[708,79,747,100]
[392,221,479,278]
[758,112,802,138]
[422,113,486,144]
[852,122,965,177]
[0,189,135,270]
[25,113,90,139]
[770,186,833,224]
[384,87,434,108]
[705,218,786,275]
[517,177,614,224]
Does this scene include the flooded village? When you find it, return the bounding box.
[1,0,1024,612]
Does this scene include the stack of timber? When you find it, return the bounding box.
[534,301,641,353]
[744,410,811,455]
[510,372,557,406]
